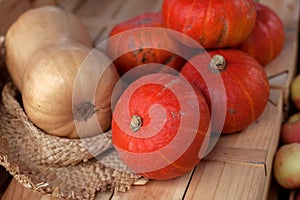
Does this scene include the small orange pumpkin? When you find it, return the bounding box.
[181,49,270,133]
[237,3,285,66]
[162,0,257,49]
[106,12,187,82]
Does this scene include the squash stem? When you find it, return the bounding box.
[130,115,142,132]
[209,54,226,71]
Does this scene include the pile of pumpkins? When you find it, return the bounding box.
[4,0,284,180]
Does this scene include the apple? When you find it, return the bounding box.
[291,75,300,110]
[273,143,300,189]
[281,113,300,144]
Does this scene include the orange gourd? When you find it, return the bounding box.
[181,49,270,133]
[237,3,285,66]
[106,12,187,82]
[162,0,257,49]
[112,73,211,180]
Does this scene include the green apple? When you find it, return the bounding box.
[291,75,300,110]
[274,143,300,189]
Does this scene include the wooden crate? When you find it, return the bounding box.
[1,0,299,199]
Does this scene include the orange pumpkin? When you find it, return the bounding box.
[237,3,285,66]
[106,12,187,82]
[181,49,270,133]
[162,0,257,49]
[112,73,211,180]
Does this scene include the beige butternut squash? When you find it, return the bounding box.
[22,41,119,138]
[5,6,92,90]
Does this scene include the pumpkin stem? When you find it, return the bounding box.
[130,115,142,132]
[73,102,96,121]
[209,54,226,72]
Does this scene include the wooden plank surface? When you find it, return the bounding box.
[101,172,192,200]
[185,161,266,200]
[76,0,162,44]
[267,30,299,105]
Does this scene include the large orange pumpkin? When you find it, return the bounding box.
[162,0,257,49]
[180,49,270,133]
[106,12,187,82]
[237,2,285,66]
[112,73,211,180]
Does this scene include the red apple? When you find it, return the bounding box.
[281,113,300,144]
[273,143,300,189]
[291,75,300,110]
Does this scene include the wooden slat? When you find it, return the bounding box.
[54,0,85,12]
[204,147,267,165]
[185,161,266,200]
[266,31,299,104]
[76,0,163,45]
[111,0,162,21]
[265,31,299,78]
[259,0,299,31]
[76,0,125,41]
[108,172,192,200]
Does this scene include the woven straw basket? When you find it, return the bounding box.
[0,33,146,199]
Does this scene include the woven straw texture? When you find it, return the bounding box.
[0,36,146,199]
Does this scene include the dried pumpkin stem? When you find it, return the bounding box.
[209,54,226,71]
[130,115,142,132]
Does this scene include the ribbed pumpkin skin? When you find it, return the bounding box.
[180,49,270,133]
[112,73,210,180]
[106,12,186,82]
[162,0,257,49]
[237,3,285,66]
